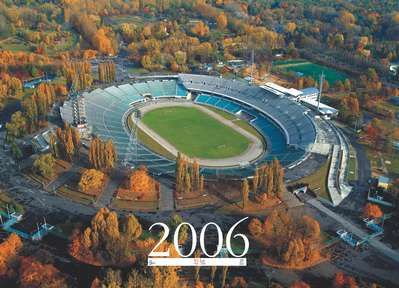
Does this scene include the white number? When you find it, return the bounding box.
[226,217,249,257]
[148,218,249,258]
[148,222,170,257]
[200,222,223,257]
[174,222,197,257]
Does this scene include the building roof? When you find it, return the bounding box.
[378,176,390,184]
[301,87,319,96]
[300,98,338,115]
[264,82,303,97]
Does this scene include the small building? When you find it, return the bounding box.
[299,87,319,101]
[32,133,50,153]
[262,82,303,98]
[378,176,391,190]
[300,98,338,117]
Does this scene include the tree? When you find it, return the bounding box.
[168,213,188,244]
[217,13,228,31]
[200,175,205,193]
[290,281,310,288]
[248,218,264,237]
[88,137,117,171]
[285,22,297,34]
[10,140,23,160]
[194,249,201,282]
[65,128,75,161]
[191,21,209,37]
[220,266,229,288]
[210,265,217,284]
[124,214,142,240]
[6,111,27,140]
[241,179,249,209]
[129,166,155,194]
[19,256,68,288]
[0,233,23,277]
[184,171,191,194]
[126,269,154,287]
[33,153,56,179]
[363,203,383,219]
[78,169,105,194]
[98,61,116,83]
[103,269,122,288]
[252,169,259,195]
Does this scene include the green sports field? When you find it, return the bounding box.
[274,59,347,84]
[141,106,251,159]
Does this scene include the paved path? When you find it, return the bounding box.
[96,177,120,207]
[308,198,399,264]
[137,102,264,167]
[46,165,80,192]
[159,182,174,211]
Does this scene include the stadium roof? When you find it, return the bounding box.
[264,82,303,97]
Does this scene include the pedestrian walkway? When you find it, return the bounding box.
[159,183,174,211]
[97,177,119,207]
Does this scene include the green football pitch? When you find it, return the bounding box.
[141,106,251,159]
[274,59,347,84]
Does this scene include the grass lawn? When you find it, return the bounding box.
[111,198,158,212]
[204,106,265,142]
[289,158,332,202]
[128,116,175,159]
[56,185,96,205]
[274,59,347,84]
[0,190,24,213]
[142,106,251,159]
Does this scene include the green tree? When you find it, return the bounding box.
[6,111,27,140]
[33,153,56,178]
[124,214,142,240]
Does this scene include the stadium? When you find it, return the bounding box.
[61,74,318,178]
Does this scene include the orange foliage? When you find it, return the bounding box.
[363,203,383,219]
[129,166,156,195]
[290,281,311,288]
[0,51,52,68]
[333,271,358,288]
[19,256,67,288]
[0,233,23,278]
[83,49,98,60]
[93,29,115,55]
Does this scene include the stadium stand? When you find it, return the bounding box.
[62,76,317,177]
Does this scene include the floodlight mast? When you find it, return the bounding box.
[318,72,324,113]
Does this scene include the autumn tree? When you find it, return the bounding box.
[217,13,228,31]
[252,211,322,267]
[363,203,383,219]
[19,256,68,288]
[88,137,117,171]
[33,153,56,179]
[191,21,210,37]
[78,169,105,195]
[70,208,142,266]
[129,166,156,194]
[63,61,93,90]
[0,233,23,278]
[290,281,311,288]
[241,178,249,209]
[175,153,203,194]
[98,61,116,83]
[0,73,23,109]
